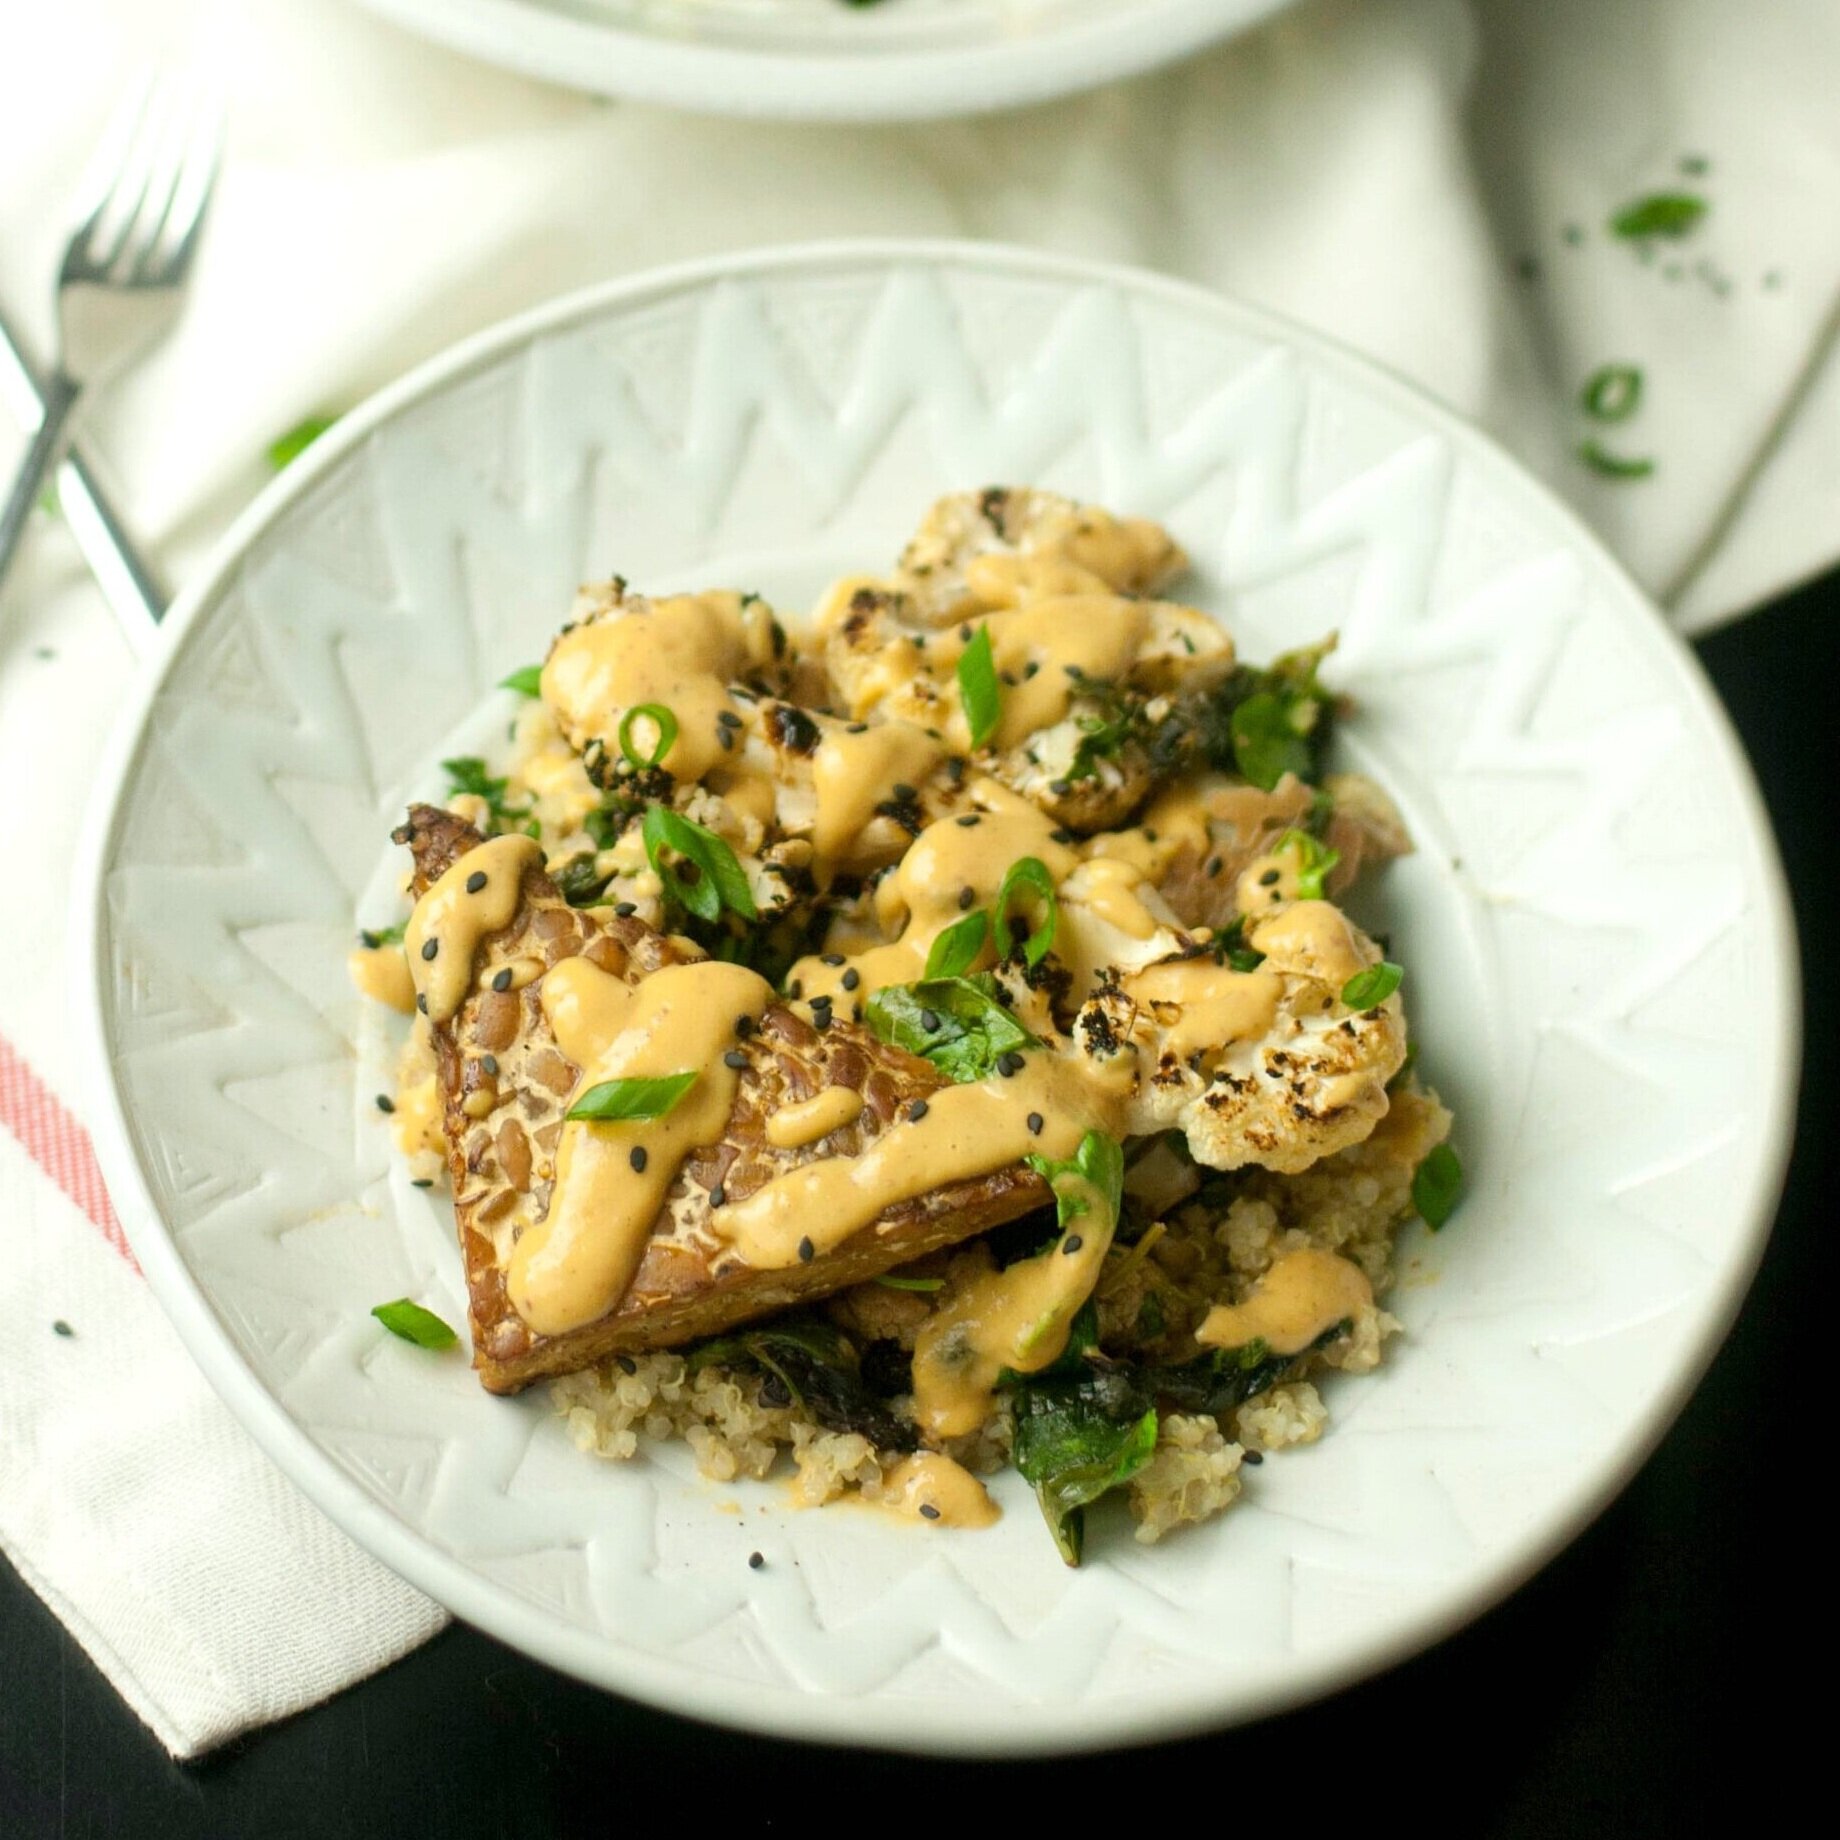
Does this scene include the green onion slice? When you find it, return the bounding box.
[957,627,1002,751]
[924,908,989,981]
[371,1299,458,1349]
[500,664,544,697]
[996,856,1059,968]
[619,704,679,770]
[1413,1142,1463,1230]
[1581,364,1643,423]
[567,1071,698,1122]
[641,806,757,922]
[1341,961,1403,1009]
[1578,440,1655,479]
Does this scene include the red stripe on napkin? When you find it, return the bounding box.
[0,1035,140,1271]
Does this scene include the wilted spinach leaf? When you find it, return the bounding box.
[864,976,1035,1082]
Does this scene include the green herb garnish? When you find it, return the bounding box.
[442,756,538,837]
[267,415,335,472]
[619,703,679,771]
[924,908,989,981]
[641,806,757,922]
[1581,365,1643,422]
[1578,440,1655,479]
[1610,193,1707,240]
[1341,960,1403,1009]
[371,1299,457,1349]
[688,1315,916,1450]
[1413,1142,1463,1229]
[957,626,1002,751]
[864,976,1035,1083]
[500,664,544,697]
[996,856,1058,968]
[567,1071,697,1123]
[359,921,405,950]
[1274,828,1341,900]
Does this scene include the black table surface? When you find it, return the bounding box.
[4,571,1832,1839]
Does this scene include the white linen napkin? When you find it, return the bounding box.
[1,0,1834,1760]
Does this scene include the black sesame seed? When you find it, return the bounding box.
[481,1054,499,1076]
[614,902,637,918]
[998,1051,1024,1077]
[919,1009,941,1033]
[748,1551,765,1570]
[1023,662,1039,679]
[723,1049,748,1070]
[1241,1448,1265,1466]
[1259,868,1280,887]
[492,968,512,992]
[852,1004,863,1022]
[787,980,803,999]
[1207,857,1224,877]
[908,1099,929,1123]
[410,1178,434,1189]
[1048,779,1071,796]
[416,994,429,1014]
[919,1503,941,1521]
[841,968,860,991]
[797,1236,814,1263]
[892,782,916,802]
[630,1147,648,1173]
[52,1320,73,1338]
[812,1008,832,1032]
[710,1185,726,1207]
[375,1094,395,1114]
[945,757,967,783]
[735,1014,756,1037]
[421,938,439,961]
[956,814,981,828]
[847,722,868,735]
[717,708,742,729]
[821,953,845,967]
[1049,829,1074,845]
[1027,1112,1044,1135]
[716,726,734,751]
[1063,1235,1084,1255]
[617,1355,637,1374]
[957,886,976,911]
[959,625,972,642]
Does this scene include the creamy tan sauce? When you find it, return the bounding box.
[878,1453,1000,1528]
[1248,900,1372,991]
[715,1055,1090,1271]
[1195,1248,1373,1356]
[507,958,773,1335]
[909,1143,1118,1440]
[540,592,748,782]
[348,942,416,1014]
[1064,856,1161,940]
[980,595,1150,751]
[810,720,944,869]
[405,835,544,1024]
[764,1086,864,1150]
[1123,961,1284,1065]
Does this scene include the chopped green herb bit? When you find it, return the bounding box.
[1274,828,1341,900]
[996,856,1058,968]
[924,908,989,981]
[441,756,538,837]
[1610,192,1707,240]
[500,664,544,697]
[620,703,679,770]
[1413,1142,1463,1229]
[864,976,1035,1083]
[1342,961,1403,1009]
[567,1071,697,1122]
[1581,364,1643,423]
[1578,439,1655,480]
[956,626,1002,751]
[371,1298,458,1349]
[359,921,406,949]
[641,805,757,922]
[268,414,336,472]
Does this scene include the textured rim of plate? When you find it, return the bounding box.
[352,0,1296,122]
[75,241,1800,1754]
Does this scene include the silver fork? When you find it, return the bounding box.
[0,75,220,598]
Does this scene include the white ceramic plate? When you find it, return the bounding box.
[78,242,1797,1754]
[353,0,1295,122]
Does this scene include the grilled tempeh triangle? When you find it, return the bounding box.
[395,804,1050,1393]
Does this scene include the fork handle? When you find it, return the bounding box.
[0,369,80,599]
